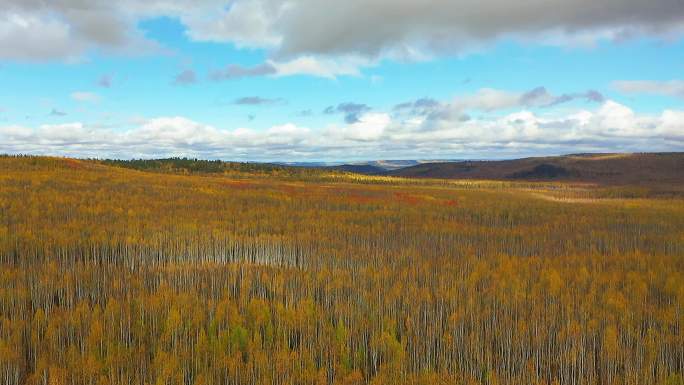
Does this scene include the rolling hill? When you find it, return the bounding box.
[386,152,684,185]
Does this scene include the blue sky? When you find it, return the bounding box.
[1,1,683,161]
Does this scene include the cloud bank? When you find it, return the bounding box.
[2,100,681,160]
[2,0,683,67]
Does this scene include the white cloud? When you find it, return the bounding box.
[265,124,311,145]
[332,113,391,141]
[269,56,367,78]
[0,12,82,61]
[0,124,32,139]
[0,2,159,61]
[593,100,637,134]
[387,99,683,156]
[37,122,106,144]
[662,110,684,138]
[394,88,604,128]
[613,80,684,98]
[1,100,681,160]
[180,0,282,48]
[209,56,369,81]
[71,91,101,103]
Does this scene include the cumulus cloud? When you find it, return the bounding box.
[382,101,683,159]
[0,116,316,159]
[270,56,366,78]
[331,113,391,141]
[141,0,684,60]
[271,0,684,58]
[0,12,83,61]
[2,100,681,160]
[179,0,283,48]
[324,103,372,124]
[172,69,197,85]
[0,1,159,61]
[395,87,605,125]
[613,80,684,98]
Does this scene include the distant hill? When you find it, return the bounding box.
[327,164,387,174]
[278,159,458,172]
[387,153,684,185]
[366,160,423,170]
[95,154,684,186]
[324,160,463,174]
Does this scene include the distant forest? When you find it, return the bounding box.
[99,158,338,178]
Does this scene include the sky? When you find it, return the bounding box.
[0,0,683,161]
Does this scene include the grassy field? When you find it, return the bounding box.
[0,155,682,385]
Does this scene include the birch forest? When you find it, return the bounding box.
[0,155,682,385]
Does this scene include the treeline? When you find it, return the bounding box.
[0,156,683,385]
[99,157,339,179]
[0,154,347,180]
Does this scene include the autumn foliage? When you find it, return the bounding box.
[0,155,682,385]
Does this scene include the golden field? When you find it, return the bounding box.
[0,156,682,385]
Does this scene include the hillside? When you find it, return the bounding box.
[387,152,684,185]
